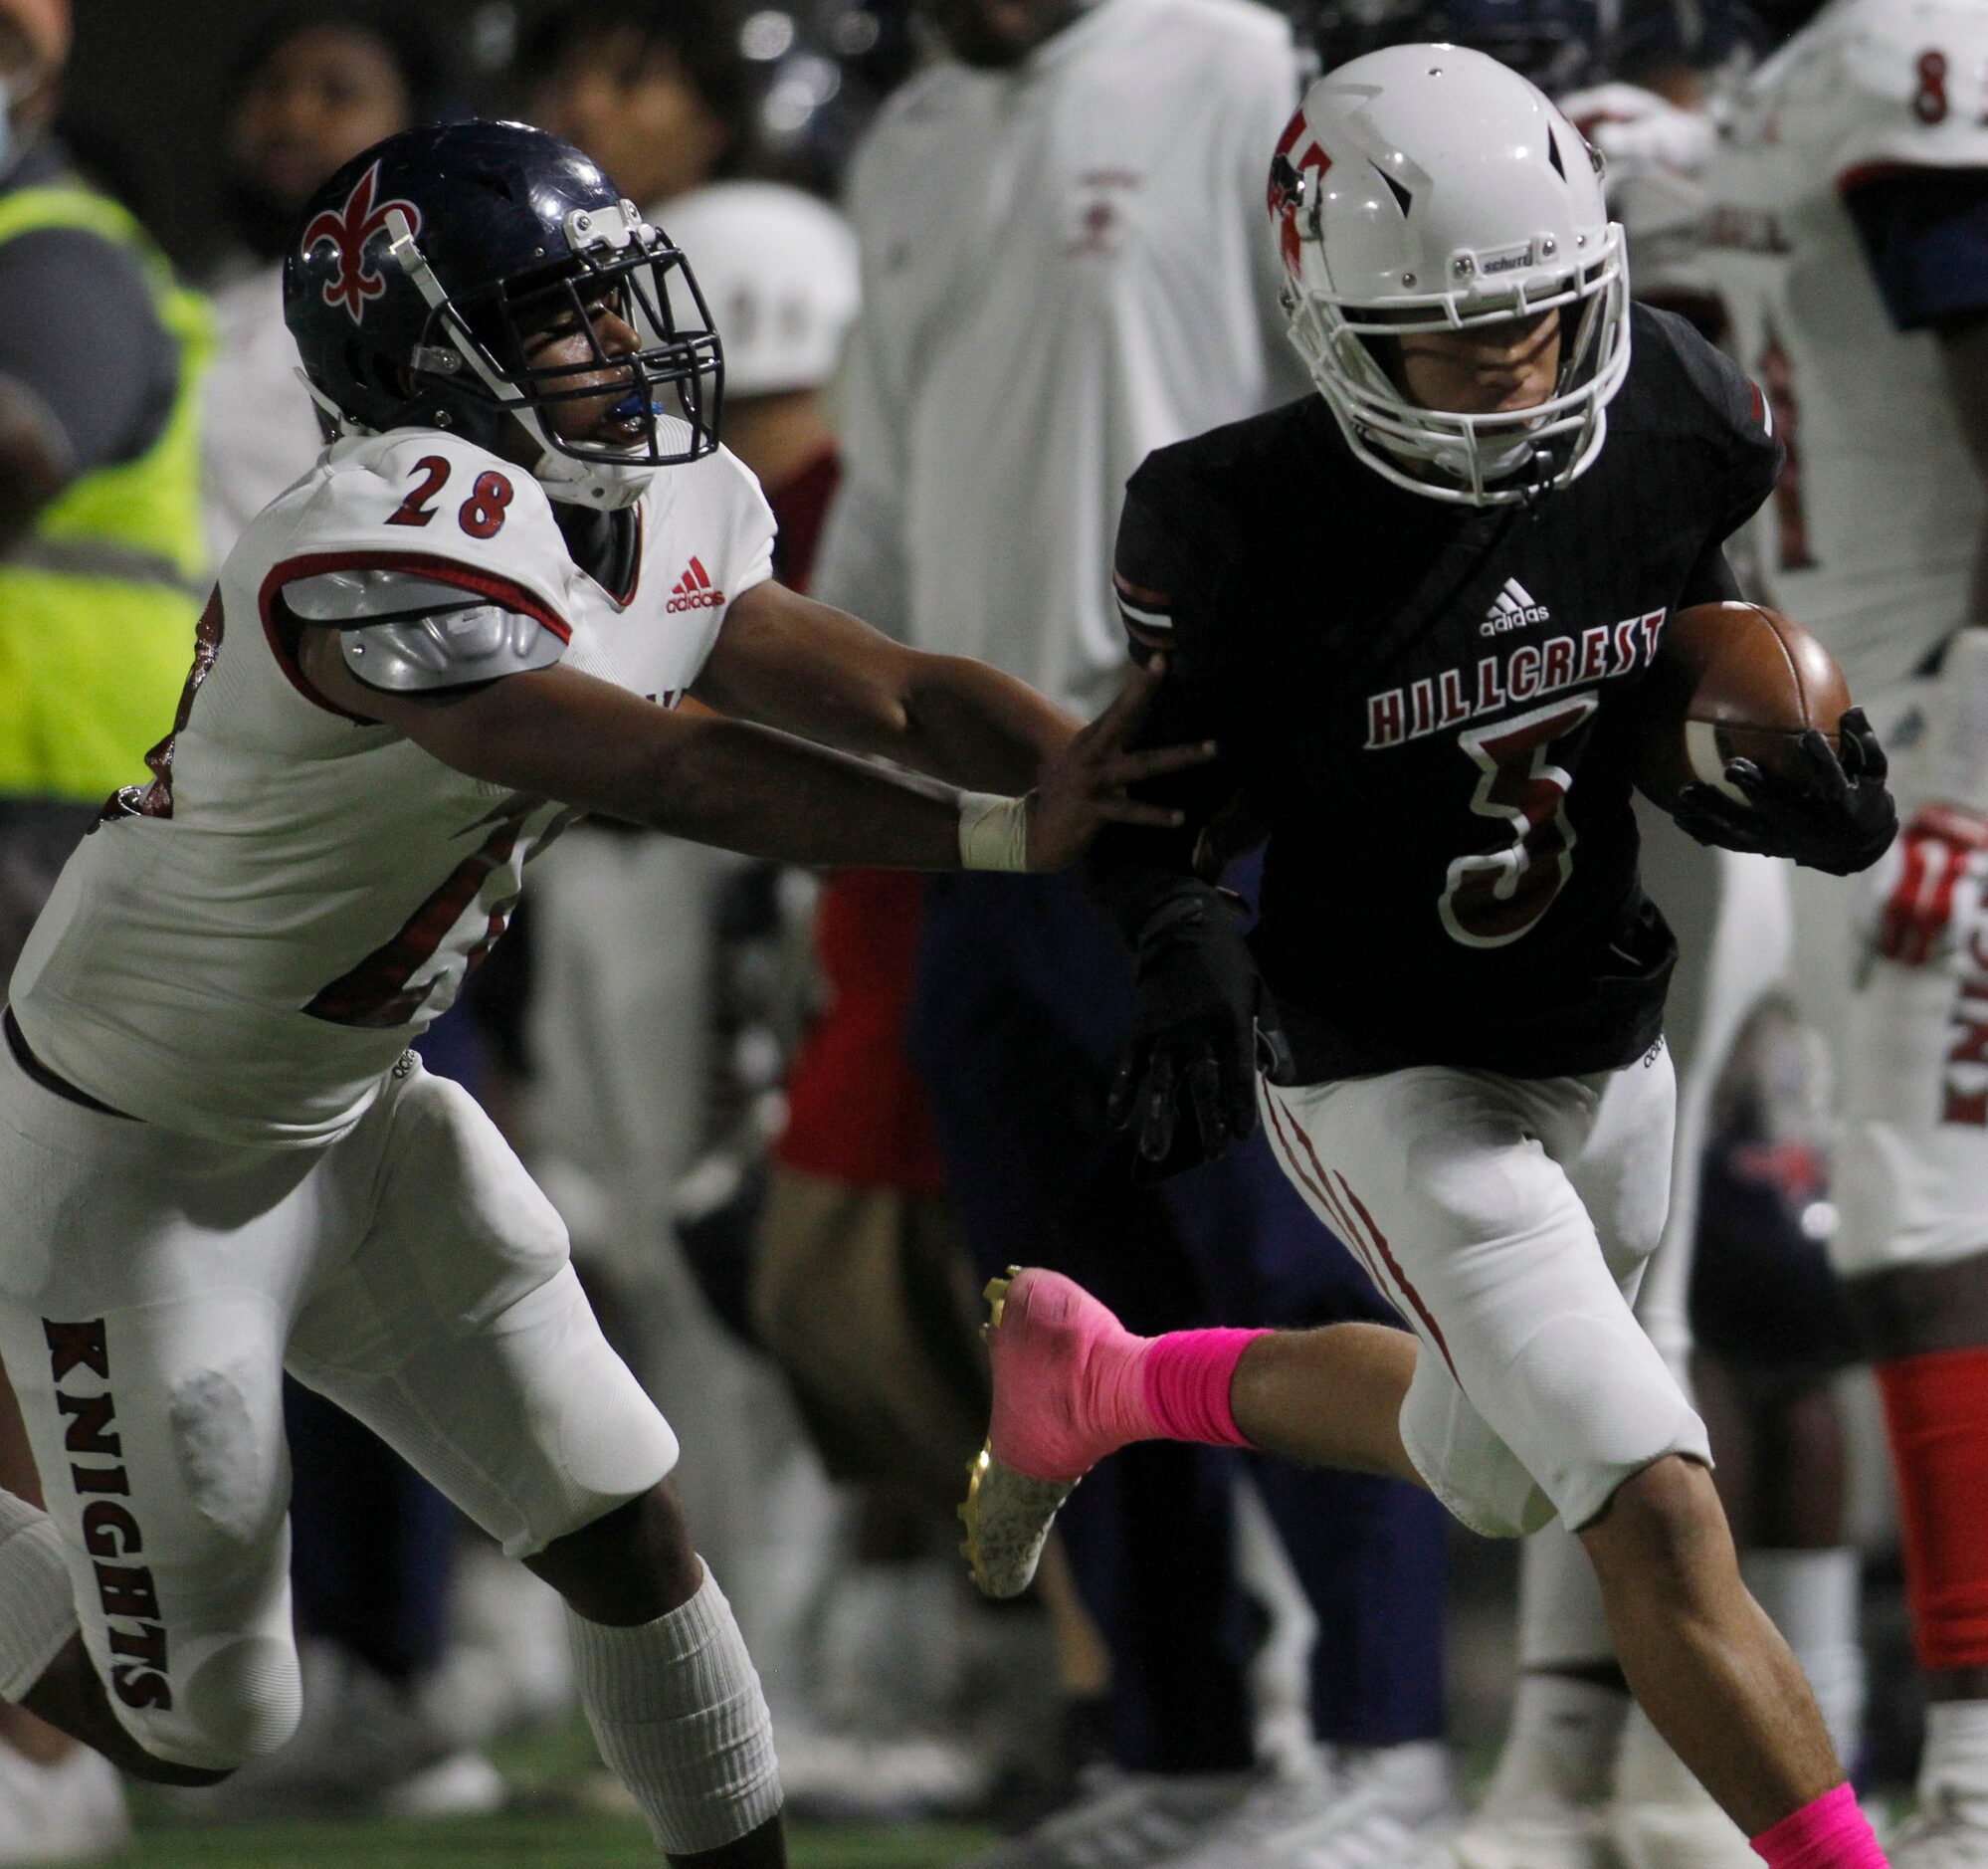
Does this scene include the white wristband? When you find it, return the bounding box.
[958,791,1031,872]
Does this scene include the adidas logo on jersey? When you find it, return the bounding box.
[667,556,724,613]
[1480,578,1550,637]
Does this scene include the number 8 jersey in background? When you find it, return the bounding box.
[1108,304,1779,1084]
[1703,0,1988,702]
[7,428,775,1144]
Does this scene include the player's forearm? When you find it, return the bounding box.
[893,651,1080,794]
[604,712,974,870]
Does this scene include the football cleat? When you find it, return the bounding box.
[1428,1806,1614,1869]
[946,1767,1256,1869]
[1172,1744,1462,1869]
[959,1267,1146,1598]
[1609,1796,1757,1869]
[1889,1785,1988,1868]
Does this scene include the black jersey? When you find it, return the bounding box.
[1098,305,1783,1084]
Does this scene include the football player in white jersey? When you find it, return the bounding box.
[1704,2,1988,1860]
[0,120,1206,1860]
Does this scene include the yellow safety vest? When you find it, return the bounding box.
[0,181,214,802]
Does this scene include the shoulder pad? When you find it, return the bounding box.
[339,605,565,693]
[283,565,566,694]
[1721,0,1988,203]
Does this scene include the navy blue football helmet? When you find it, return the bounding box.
[285,119,723,510]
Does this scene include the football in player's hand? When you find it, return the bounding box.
[1628,600,1853,810]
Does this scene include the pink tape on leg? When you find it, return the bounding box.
[1142,1329,1270,1449]
[1750,1784,1889,1867]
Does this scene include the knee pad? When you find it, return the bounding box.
[110,1630,302,1773]
[1877,1347,1988,1672]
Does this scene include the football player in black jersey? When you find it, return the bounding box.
[960,45,1897,1869]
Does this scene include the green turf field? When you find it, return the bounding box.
[122,1716,993,1868]
[125,1816,988,1868]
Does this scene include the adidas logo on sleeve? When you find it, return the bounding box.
[667,556,726,613]
[1480,578,1550,636]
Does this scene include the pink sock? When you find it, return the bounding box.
[1138,1329,1268,1448]
[1751,1784,1889,1867]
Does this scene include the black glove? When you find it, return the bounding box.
[1670,707,1897,877]
[1106,883,1293,1181]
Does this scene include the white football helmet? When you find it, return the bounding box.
[1271,43,1631,505]
[661,182,861,398]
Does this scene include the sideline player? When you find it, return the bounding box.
[961,46,1901,1869]
[0,120,1203,1859]
[1705,1,1988,1858]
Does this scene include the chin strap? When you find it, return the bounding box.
[295,367,367,440]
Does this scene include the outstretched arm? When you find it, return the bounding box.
[298,627,1201,873]
[691,577,1079,793]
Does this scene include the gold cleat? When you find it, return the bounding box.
[958,1444,1078,1599]
[981,1268,1016,1338]
[959,1268,1078,1599]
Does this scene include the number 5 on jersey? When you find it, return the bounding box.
[1440,695,1599,948]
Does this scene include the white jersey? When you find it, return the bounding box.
[10,428,774,1145]
[812,0,1306,715]
[1703,0,1988,698]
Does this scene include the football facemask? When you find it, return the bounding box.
[389,198,723,512]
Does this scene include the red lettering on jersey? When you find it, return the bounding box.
[1475,657,1506,715]
[1946,1087,1988,1125]
[300,161,422,325]
[1508,644,1541,701]
[1365,689,1405,748]
[305,808,528,1028]
[1756,319,1817,571]
[1639,610,1666,664]
[1612,617,1640,676]
[666,555,726,613]
[1408,678,1435,739]
[1950,1015,1988,1074]
[1541,637,1575,693]
[1578,627,1611,684]
[387,455,451,526]
[459,471,513,540]
[1437,668,1471,727]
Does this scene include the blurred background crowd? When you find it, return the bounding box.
[0,0,1965,1863]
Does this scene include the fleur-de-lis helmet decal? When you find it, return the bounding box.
[299,160,423,324]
